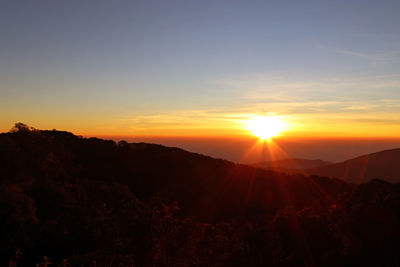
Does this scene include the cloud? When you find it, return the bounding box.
[316,42,400,64]
[216,71,400,111]
[335,49,390,62]
[109,72,400,136]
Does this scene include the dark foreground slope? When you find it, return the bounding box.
[307,148,400,183]
[252,158,332,175]
[1,124,400,266]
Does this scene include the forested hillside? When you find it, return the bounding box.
[1,124,400,266]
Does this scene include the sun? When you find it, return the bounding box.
[245,115,286,140]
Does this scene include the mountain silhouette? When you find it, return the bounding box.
[307,148,400,183]
[0,126,349,222]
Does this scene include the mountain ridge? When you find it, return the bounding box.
[307,148,400,183]
[0,126,351,221]
[253,148,400,184]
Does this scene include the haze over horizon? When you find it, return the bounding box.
[1,0,400,160]
[114,135,400,163]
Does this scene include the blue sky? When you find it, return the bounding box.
[1,0,400,136]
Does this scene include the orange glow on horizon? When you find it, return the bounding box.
[3,111,400,139]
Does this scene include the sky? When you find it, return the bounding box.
[1,0,400,161]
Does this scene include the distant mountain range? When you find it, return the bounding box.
[254,148,400,183]
[307,148,400,183]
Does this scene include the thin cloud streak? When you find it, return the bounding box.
[110,71,400,137]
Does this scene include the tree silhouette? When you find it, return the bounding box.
[9,122,35,133]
